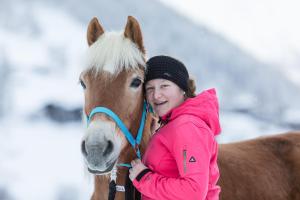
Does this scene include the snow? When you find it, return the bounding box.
[0,118,93,200]
[0,3,91,199]
[158,0,300,85]
[218,111,289,143]
[0,0,299,199]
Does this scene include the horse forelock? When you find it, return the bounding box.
[85,31,146,76]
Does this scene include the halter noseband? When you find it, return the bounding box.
[86,101,148,166]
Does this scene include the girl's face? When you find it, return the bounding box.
[145,79,185,117]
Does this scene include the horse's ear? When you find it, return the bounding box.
[124,16,145,54]
[87,17,104,46]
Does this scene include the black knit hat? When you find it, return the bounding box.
[145,55,189,92]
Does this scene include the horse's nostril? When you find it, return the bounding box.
[81,140,88,157]
[103,140,113,157]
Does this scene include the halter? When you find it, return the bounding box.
[86,101,148,166]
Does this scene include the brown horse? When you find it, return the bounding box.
[218,131,300,200]
[80,16,153,200]
[80,16,300,200]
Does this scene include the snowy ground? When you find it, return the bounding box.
[0,118,93,200]
[219,111,289,143]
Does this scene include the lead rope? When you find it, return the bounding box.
[108,166,126,200]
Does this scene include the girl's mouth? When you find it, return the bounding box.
[154,101,167,106]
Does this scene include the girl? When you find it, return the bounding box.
[129,55,221,200]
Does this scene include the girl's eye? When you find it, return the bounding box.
[80,80,86,89]
[130,78,142,88]
[145,87,154,93]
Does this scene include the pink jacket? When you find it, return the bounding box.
[133,89,221,200]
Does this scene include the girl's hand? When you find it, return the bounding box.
[129,159,148,181]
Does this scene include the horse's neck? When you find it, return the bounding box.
[92,170,128,200]
[139,112,154,154]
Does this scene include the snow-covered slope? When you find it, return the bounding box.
[158,0,300,85]
[0,0,299,199]
[2,0,300,125]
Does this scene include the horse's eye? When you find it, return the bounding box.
[130,78,142,88]
[80,80,86,89]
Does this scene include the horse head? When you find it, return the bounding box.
[80,16,150,175]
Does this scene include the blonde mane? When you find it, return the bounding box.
[85,31,145,75]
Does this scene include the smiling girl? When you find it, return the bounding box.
[129,55,221,200]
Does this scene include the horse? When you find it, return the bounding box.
[80,16,153,200]
[80,16,300,200]
[218,131,300,200]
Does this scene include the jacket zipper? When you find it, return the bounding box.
[183,149,187,173]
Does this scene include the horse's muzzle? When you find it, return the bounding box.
[81,137,117,173]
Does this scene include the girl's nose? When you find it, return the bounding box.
[153,89,162,100]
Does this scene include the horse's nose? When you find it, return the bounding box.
[81,139,113,158]
[103,140,113,157]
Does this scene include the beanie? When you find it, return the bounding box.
[145,55,189,92]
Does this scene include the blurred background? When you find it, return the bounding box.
[0,0,299,199]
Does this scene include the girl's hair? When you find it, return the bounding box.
[186,78,196,98]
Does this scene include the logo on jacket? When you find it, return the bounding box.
[189,156,196,162]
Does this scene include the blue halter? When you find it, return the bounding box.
[86,101,148,168]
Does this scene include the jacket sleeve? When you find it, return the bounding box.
[132,122,214,200]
